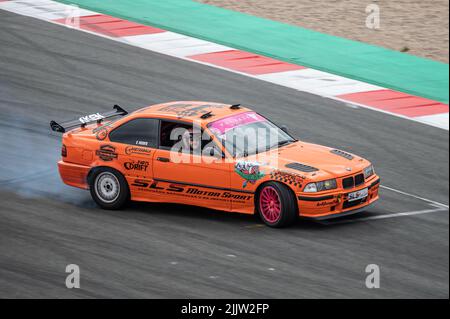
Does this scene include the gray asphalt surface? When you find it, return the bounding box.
[0,10,448,298]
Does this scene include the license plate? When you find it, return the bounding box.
[348,188,368,202]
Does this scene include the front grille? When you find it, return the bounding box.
[285,162,319,172]
[343,197,367,209]
[342,177,354,189]
[354,173,365,186]
[342,173,365,189]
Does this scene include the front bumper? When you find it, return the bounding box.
[297,177,380,220]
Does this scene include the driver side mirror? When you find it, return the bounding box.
[280,125,289,134]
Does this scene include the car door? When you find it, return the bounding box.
[152,119,232,211]
[107,118,158,197]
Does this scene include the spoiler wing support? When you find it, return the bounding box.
[50,105,128,133]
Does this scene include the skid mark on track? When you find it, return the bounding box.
[0,168,54,186]
[243,224,265,229]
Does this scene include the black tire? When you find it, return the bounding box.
[89,167,129,210]
[256,182,298,228]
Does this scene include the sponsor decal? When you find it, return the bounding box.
[136,140,149,146]
[270,169,305,188]
[93,122,114,141]
[185,188,250,200]
[131,180,252,202]
[96,144,118,161]
[316,195,342,206]
[317,199,339,207]
[79,112,104,124]
[235,161,265,188]
[95,129,108,141]
[125,146,152,156]
[124,160,149,172]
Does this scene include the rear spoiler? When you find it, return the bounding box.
[50,105,128,133]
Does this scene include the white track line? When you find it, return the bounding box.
[320,186,449,225]
[415,113,449,129]
[0,0,447,130]
[332,97,449,130]
[323,205,447,225]
[380,185,449,209]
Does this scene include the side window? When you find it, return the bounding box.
[160,121,191,150]
[109,118,159,148]
[159,120,223,158]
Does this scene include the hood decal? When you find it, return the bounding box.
[271,170,305,188]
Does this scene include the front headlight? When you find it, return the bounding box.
[303,183,318,193]
[363,165,375,179]
[303,179,337,193]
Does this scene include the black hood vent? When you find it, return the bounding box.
[285,162,319,172]
[330,149,354,160]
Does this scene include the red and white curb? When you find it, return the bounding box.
[1,0,448,130]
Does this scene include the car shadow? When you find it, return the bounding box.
[123,200,341,231]
[73,195,381,230]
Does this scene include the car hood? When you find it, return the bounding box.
[250,141,371,181]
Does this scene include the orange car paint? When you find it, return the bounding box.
[57,101,380,219]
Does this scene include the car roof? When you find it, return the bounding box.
[131,101,253,124]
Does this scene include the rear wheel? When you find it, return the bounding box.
[257,182,298,227]
[89,168,129,210]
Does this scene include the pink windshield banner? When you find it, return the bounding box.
[208,112,266,135]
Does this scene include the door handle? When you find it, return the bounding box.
[157,157,170,163]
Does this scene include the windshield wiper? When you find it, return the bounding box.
[264,140,293,152]
[242,140,296,157]
[278,140,293,147]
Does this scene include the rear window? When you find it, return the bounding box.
[109,118,159,148]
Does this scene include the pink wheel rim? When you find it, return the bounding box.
[259,186,282,223]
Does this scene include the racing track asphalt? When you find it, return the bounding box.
[0,10,448,298]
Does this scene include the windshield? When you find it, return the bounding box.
[207,112,296,158]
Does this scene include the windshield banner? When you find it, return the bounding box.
[208,112,265,136]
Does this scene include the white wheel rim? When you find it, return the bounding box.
[94,172,120,204]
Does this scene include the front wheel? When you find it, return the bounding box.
[257,182,298,227]
[89,167,129,210]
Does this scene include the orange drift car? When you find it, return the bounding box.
[51,102,380,227]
